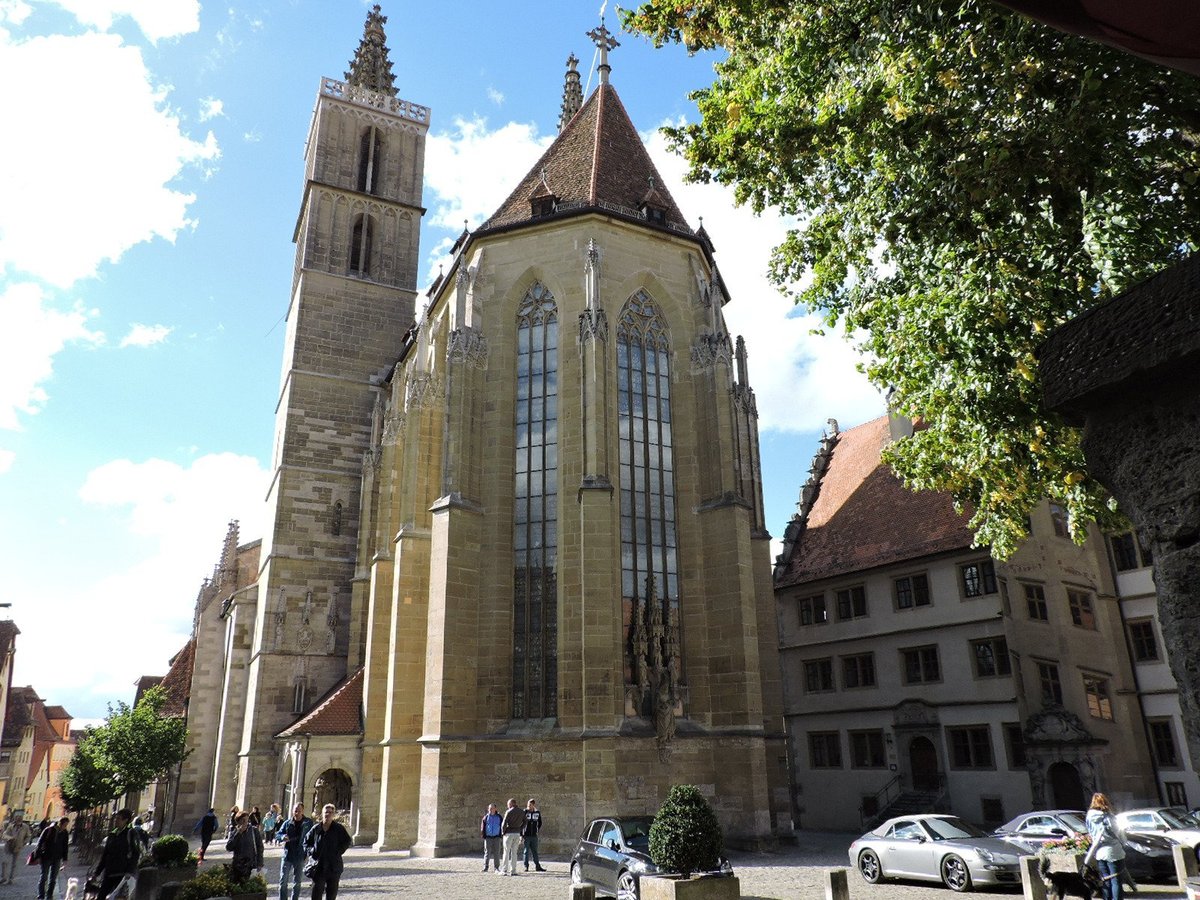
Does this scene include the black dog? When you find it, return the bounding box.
[1039,856,1104,900]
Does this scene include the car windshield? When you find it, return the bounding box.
[923,817,988,841]
[1059,814,1086,832]
[1160,809,1192,829]
[621,818,653,851]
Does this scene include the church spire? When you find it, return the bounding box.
[587,18,619,86]
[345,4,397,97]
[558,54,583,132]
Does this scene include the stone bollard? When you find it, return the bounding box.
[825,868,850,900]
[569,884,596,900]
[1020,855,1047,900]
[1175,844,1199,888]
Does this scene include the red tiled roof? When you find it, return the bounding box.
[42,705,70,720]
[480,83,689,234]
[775,416,975,587]
[276,668,363,738]
[158,640,195,717]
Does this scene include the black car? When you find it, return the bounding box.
[569,815,734,900]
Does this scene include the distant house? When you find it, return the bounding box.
[773,415,1158,830]
[1,687,73,820]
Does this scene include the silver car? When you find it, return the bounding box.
[849,814,1025,892]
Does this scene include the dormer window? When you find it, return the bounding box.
[531,196,557,218]
[641,203,666,224]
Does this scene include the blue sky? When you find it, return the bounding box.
[0,0,882,722]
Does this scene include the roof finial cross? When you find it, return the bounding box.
[587,18,620,85]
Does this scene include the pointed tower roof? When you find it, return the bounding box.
[344,4,397,97]
[558,54,583,132]
[481,83,690,234]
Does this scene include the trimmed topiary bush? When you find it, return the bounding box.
[175,865,265,900]
[648,784,724,877]
[151,834,193,867]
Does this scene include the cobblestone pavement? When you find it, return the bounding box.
[0,832,1187,900]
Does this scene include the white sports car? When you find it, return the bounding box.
[849,814,1025,892]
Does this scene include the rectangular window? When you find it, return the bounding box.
[849,730,887,768]
[1024,583,1048,621]
[797,594,828,626]
[949,725,995,769]
[1165,782,1188,806]
[1038,662,1063,704]
[1049,502,1070,537]
[894,573,931,609]
[809,732,842,768]
[1149,719,1179,767]
[1110,532,1141,571]
[1083,675,1113,719]
[1068,589,1097,629]
[804,658,835,693]
[1128,619,1158,662]
[961,559,997,597]
[971,637,1012,678]
[836,585,868,620]
[842,653,876,689]
[901,645,941,684]
[1004,723,1027,769]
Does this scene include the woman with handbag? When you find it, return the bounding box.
[301,804,351,900]
[1084,792,1126,900]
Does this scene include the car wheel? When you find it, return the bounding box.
[616,869,639,900]
[941,853,972,892]
[858,849,883,884]
[570,862,584,885]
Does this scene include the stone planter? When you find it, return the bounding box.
[640,874,741,900]
[1041,851,1086,874]
[133,865,198,900]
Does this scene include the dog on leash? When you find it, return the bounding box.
[1039,856,1104,900]
[63,876,79,900]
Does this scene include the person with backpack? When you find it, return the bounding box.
[33,816,69,900]
[276,802,313,900]
[192,808,220,863]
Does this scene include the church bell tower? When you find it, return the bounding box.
[235,4,429,810]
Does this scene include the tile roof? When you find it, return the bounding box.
[276,668,363,738]
[480,83,690,235]
[42,705,70,720]
[157,640,195,717]
[774,416,975,587]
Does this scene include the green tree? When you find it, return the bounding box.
[624,0,1200,556]
[60,686,188,810]
[649,784,724,876]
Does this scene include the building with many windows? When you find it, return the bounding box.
[167,8,790,852]
[773,415,1158,831]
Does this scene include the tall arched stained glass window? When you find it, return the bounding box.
[618,290,679,615]
[513,283,558,719]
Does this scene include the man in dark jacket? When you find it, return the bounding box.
[276,802,313,900]
[301,804,351,900]
[34,817,69,900]
[225,810,264,881]
[521,799,546,872]
[94,809,140,898]
[192,807,220,862]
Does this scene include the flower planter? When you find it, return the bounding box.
[640,874,742,900]
[133,865,198,900]
[1041,851,1087,874]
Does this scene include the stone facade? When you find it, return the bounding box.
[168,8,790,854]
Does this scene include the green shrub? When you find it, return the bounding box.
[150,834,193,867]
[648,784,724,877]
[175,864,266,900]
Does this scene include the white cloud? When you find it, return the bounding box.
[645,129,882,434]
[43,0,200,42]
[486,86,504,106]
[0,1,32,27]
[10,452,272,712]
[199,97,224,121]
[0,282,104,430]
[0,30,219,288]
[243,130,262,143]
[0,449,14,474]
[119,322,172,348]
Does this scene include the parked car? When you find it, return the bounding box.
[849,813,1024,892]
[569,815,734,900]
[995,809,1178,882]
[1117,807,1200,858]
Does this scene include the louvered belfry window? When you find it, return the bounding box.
[513,283,558,719]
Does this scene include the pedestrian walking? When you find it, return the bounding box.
[34,816,69,900]
[480,804,502,873]
[1,816,32,883]
[1084,792,1126,900]
[226,806,240,839]
[521,799,546,872]
[226,811,264,880]
[263,804,282,843]
[302,803,351,900]
[92,809,140,899]
[192,808,220,863]
[276,803,314,900]
[500,798,523,876]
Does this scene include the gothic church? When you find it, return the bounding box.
[171,7,791,853]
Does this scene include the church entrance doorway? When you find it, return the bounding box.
[313,768,353,813]
[909,736,940,791]
[1048,761,1086,809]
